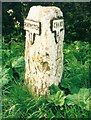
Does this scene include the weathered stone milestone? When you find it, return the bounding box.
[24,6,64,95]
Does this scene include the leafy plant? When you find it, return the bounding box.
[0,67,12,87]
[48,90,66,107]
[61,41,90,94]
[48,85,66,107]
[66,88,91,111]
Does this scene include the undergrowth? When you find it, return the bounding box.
[1,40,91,119]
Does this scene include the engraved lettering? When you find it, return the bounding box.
[52,19,64,43]
[24,19,41,44]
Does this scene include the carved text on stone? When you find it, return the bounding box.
[24,19,41,44]
[52,19,64,43]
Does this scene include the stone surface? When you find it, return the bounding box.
[24,6,64,95]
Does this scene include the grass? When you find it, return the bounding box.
[1,40,91,119]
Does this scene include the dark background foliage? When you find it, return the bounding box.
[2,2,91,43]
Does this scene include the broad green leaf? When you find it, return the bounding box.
[0,68,12,87]
[47,90,66,107]
[12,56,24,68]
[66,88,91,111]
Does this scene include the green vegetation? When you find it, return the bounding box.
[1,2,91,119]
[2,40,91,119]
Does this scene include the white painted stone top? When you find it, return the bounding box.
[27,6,63,21]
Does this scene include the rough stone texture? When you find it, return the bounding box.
[24,6,64,95]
